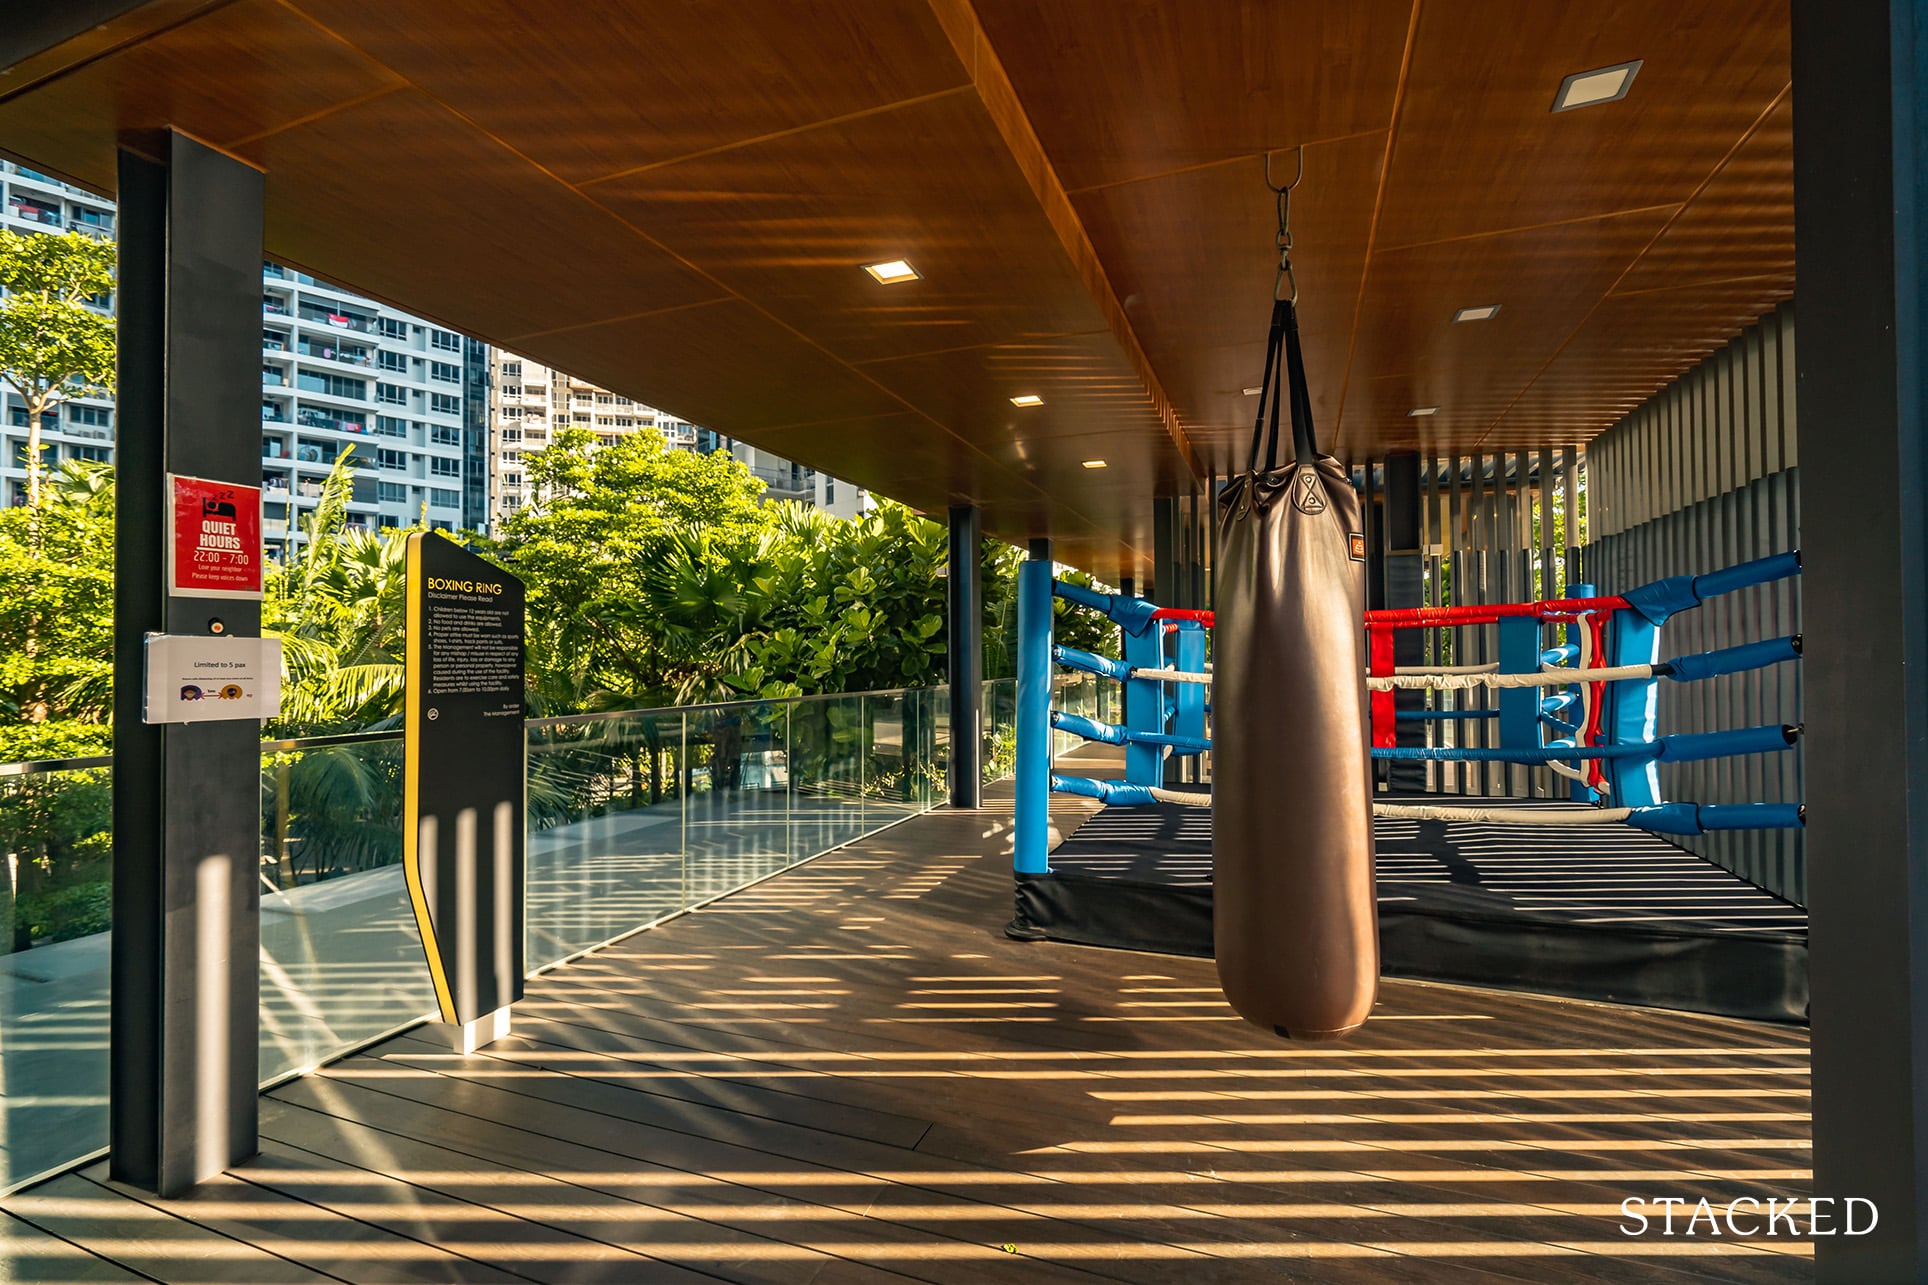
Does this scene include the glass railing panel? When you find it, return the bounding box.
[863,690,935,827]
[916,686,946,808]
[683,701,793,905]
[524,711,687,970]
[0,684,959,1191]
[0,761,112,1190]
[257,735,431,1085]
[785,693,868,867]
[930,684,951,802]
[982,678,1017,783]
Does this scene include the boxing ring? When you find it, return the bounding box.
[1006,552,1810,1023]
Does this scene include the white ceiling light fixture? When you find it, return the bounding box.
[862,259,920,284]
[1452,304,1502,323]
[1010,393,1044,407]
[1242,386,1262,396]
[1409,406,1439,417]
[1551,60,1642,113]
[1081,459,1108,469]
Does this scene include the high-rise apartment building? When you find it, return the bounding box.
[693,427,872,518]
[0,164,118,498]
[5,164,867,541]
[2,161,491,543]
[487,352,694,521]
[259,263,480,547]
[487,350,868,523]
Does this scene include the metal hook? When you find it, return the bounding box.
[1265,150,1302,303]
[1264,146,1304,195]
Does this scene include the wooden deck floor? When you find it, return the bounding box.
[1,785,1812,1283]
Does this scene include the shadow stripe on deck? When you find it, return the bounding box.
[3,778,1811,1285]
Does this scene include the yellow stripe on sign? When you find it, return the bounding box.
[402,532,458,1024]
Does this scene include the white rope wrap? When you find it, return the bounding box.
[1576,616,1597,749]
[1130,668,1213,685]
[1148,786,1213,806]
[1392,662,1498,675]
[1372,802,1636,826]
[1546,757,1603,791]
[1368,663,1658,691]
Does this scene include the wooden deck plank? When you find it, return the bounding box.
[77,1159,534,1285]
[4,1173,337,1284]
[266,1077,1116,1285]
[439,1018,1788,1284]
[3,769,1813,1282]
[293,1056,1209,1284]
[387,1027,938,1150]
[0,1209,147,1284]
[252,1103,922,1285]
[492,896,1809,1279]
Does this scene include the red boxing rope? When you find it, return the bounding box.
[1364,595,1630,630]
[1144,598,1627,631]
[1369,625,1396,748]
[1583,610,1611,786]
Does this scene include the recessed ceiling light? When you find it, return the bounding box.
[1081,459,1108,469]
[1452,305,1501,323]
[1010,394,1044,407]
[1552,60,1642,113]
[1409,406,1439,417]
[862,259,920,284]
[1242,386,1262,396]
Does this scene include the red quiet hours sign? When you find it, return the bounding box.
[167,474,264,600]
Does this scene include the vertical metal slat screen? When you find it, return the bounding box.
[1395,302,1800,902]
[1582,302,1802,903]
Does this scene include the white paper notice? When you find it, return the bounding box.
[142,634,284,724]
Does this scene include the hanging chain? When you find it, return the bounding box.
[1265,148,1303,303]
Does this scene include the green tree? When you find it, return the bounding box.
[0,230,116,510]
[0,463,114,945]
[0,460,114,728]
[264,451,410,734]
[490,427,772,708]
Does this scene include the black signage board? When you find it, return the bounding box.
[403,532,526,1025]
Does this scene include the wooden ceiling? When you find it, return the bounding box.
[0,0,1791,578]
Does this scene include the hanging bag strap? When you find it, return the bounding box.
[1283,298,1319,467]
[1245,298,1288,476]
[1245,298,1321,475]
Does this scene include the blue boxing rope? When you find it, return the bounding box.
[1052,644,1132,682]
[1049,721,1800,765]
[1052,578,1162,636]
[1371,722,1800,764]
[1621,550,1802,625]
[1050,710,1210,755]
[1014,551,1809,883]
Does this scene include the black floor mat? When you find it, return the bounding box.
[1013,794,1808,1023]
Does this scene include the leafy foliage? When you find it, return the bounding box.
[487,427,773,710]
[264,451,409,735]
[489,430,1117,710]
[0,427,1120,922]
[0,461,114,725]
[0,229,116,508]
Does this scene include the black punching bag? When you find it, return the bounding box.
[1213,297,1378,1040]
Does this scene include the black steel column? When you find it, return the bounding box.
[111,134,265,1196]
[1796,3,1928,1278]
[1028,537,1052,563]
[1152,496,1177,608]
[946,504,983,808]
[1382,454,1425,792]
[1150,497,1181,785]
